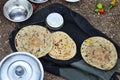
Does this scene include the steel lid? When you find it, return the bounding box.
[0,52,44,80]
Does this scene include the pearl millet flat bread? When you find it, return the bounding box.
[81,36,118,70]
[49,31,76,60]
[15,25,53,58]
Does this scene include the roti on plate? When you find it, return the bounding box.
[49,31,76,60]
[15,25,53,58]
[81,36,118,70]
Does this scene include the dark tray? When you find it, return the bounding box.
[9,3,120,66]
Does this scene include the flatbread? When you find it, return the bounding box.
[81,36,118,70]
[49,31,76,60]
[15,25,53,58]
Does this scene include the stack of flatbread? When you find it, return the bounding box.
[15,25,76,60]
[49,31,77,60]
[15,25,53,58]
[81,37,118,70]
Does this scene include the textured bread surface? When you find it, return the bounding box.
[15,25,53,58]
[81,37,118,70]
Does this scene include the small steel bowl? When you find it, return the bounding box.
[29,0,48,3]
[3,0,33,22]
[46,12,64,30]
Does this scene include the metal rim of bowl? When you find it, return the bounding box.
[3,0,33,22]
[65,0,80,2]
[29,0,48,3]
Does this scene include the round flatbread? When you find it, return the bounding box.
[81,36,118,70]
[15,25,53,58]
[49,31,76,60]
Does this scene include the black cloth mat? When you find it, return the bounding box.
[9,3,120,80]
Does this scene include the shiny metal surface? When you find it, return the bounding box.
[46,12,64,30]
[30,0,48,3]
[3,0,33,22]
[65,0,80,2]
[0,52,44,80]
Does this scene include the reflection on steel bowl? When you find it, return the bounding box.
[3,0,33,22]
[0,52,44,80]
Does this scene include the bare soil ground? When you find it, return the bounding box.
[0,0,120,80]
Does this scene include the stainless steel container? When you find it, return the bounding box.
[0,52,44,80]
[65,0,80,2]
[30,0,48,3]
[3,0,33,22]
[46,12,64,30]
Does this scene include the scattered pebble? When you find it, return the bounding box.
[5,40,9,44]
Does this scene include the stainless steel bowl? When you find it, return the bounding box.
[30,0,48,3]
[3,0,33,22]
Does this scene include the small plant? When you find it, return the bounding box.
[95,3,105,14]
[95,0,117,15]
[107,0,117,12]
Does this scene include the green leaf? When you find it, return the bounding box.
[97,3,103,9]
[95,9,99,12]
